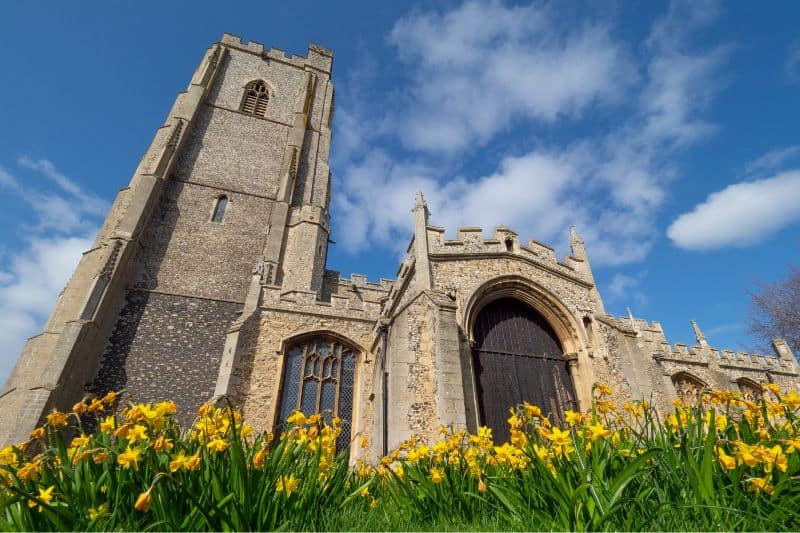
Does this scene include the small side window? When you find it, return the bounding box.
[212,195,228,223]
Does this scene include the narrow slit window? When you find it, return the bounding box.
[241,80,270,117]
[212,196,228,223]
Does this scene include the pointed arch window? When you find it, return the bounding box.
[736,378,763,403]
[672,372,706,406]
[211,195,228,223]
[241,80,270,117]
[277,336,357,449]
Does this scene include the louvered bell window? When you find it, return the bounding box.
[277,338,356,449]
[241,81,269,117]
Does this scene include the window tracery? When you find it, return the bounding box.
[736,378,763,403]
[277,336,356,449]
[672,372,706,406]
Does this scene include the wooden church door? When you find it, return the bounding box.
[472,298,576,443]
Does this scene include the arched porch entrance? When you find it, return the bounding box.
[471,297,576,443]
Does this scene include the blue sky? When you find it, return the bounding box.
[1,1,799,384]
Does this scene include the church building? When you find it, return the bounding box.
[1,35,797,458]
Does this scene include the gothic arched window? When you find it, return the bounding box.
[672,372,706,406]
[241,80,270,117]
[736,378,763,403]
[277,336,357,448]
[211,195,227,223]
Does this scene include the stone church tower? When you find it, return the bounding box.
[1,35,798,456]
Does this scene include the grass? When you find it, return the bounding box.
[1,385,800,531]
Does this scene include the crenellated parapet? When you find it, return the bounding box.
[425,224,595,287]
[262,270,393,319]
[600,312,799,381]
[219,33,332,74]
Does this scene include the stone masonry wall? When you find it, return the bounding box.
[431,256,602,324]
[91,290,238,425]
[236,308,376,437]
[174,105,287,197]
[135,180,272,302]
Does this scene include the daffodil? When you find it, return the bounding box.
[276,474,300,496]
[565,410,584,426]
[286,411,307,426]
[586,422,611,442]
[134,488,152,512]
[0,445,17,466]
[99,416,116,433]
[207,438,229,453]
[88,502,109,520]
[28,485,54,512]
[17,461,41,481]
[117,446,143,470]
[101,391,118,405]
[429,467,444,484]
[717,447,736,472]
[748,476,774,495]
[595,383,613,396]
[70,434,91,449]
[47,410,68,428]
[153,436,174,452]
[169,450,189,472]
[252,448,268,468]
[87,398,105,413]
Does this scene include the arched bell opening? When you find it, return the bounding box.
[470,297,577,443]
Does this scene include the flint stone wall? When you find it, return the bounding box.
[91,290,238,425]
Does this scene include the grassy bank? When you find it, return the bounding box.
[1,384,799,531]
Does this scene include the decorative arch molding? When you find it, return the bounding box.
[240,77,276,95]
[461,274,593,409]
[735,377,763,402]
[277,329,366,361]
[462,275,584,357]
[672,371,707,406]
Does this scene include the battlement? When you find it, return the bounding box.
[426,225,588,280]
[602,312,798,375]
[260,271,393,318]
[331,272,394,292]
[602,314,665,334]
[219,33,333,73]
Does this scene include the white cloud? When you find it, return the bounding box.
[17,156,109,216]
[0,235,95,378]
[0,162,101,384]
[667,171,800,250]
[387,1,635,153]
[606,272,648,306]
[744,145,800,176]
[333,0,728,268]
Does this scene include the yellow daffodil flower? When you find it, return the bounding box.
[276,474,300,496]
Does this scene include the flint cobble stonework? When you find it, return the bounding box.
[91,290,238,425]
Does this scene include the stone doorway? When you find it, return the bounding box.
[471,297,576,443]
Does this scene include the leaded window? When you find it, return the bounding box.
[241,80,269,117]
[277,337,356,449]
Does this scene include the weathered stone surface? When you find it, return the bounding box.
[91,290,238,425]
